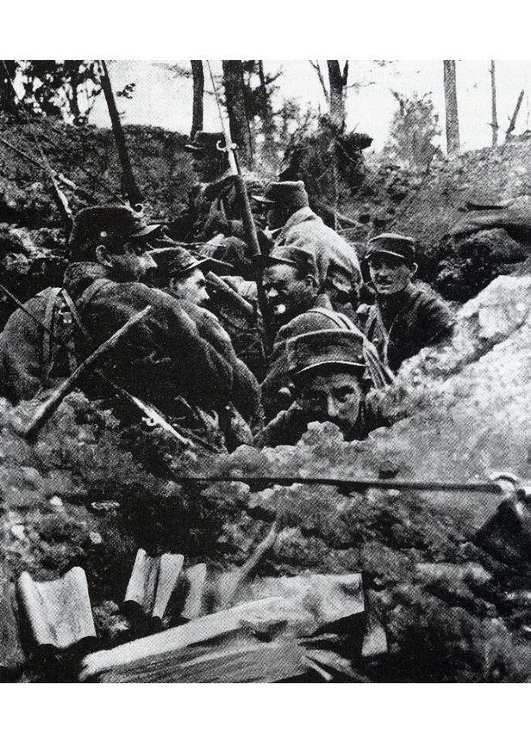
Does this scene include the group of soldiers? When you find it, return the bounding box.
[0,130,456,453]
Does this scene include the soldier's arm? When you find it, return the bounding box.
[0,299,47,404]
[166,186,201,241]
[256,401,309,448]
[82,284,234,410]
[185,302,262,426]
[420,295,455,346]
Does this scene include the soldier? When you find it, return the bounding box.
[152,245,211,308]
[261,245,329,333]
[260,245,391,419]
[1,206,259,451]
[149,245,263,436]
[258,329,386,447]
[0,204,162,404]
[166,131,262,277]
[362,233,455,372]
[253,180,362,312]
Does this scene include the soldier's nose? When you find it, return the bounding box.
[325,396,339,418]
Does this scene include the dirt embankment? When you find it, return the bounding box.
[2,272,531,681]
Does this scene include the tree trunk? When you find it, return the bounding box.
[506,89,525,141]
[190,60,204,139]
[221,60,253,168]
[326,60,348,132]
[325,61,349,229]
[443,60,460,155]
[490,60,498,147]
[257,61,276,163]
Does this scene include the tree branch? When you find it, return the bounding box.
[309,60,329,104]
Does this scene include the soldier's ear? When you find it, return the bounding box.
[95,245,113,268]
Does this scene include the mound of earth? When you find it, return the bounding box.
[1,273,531,680]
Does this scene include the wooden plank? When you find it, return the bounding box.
[18,567,96,650]
[98,641,307,683]
[80,596,313,681]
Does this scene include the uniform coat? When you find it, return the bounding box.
[168,172,263,244]
[274,207,361,294]
[0,263,237,419]
[363,282,455,373]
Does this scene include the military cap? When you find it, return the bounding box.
[253,181,309,211]
[264,245,317,278]
[69,206,159,255]
[366,233,416,264]
[149,246,209,279]
[185,131,226,152]
[287,329,366,376]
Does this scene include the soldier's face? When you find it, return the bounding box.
[368,253,416,296]
[297,370,363,435]
[169,268,210,307]
[100,241,157,281]
[191,150,226,182]
[266,203,289,230]
[262,263,316,324]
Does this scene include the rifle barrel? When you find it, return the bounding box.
[167,474,507,495]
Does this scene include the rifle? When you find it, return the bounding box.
[0,134,96,204]
[23,305,152,437]
[99,60,144,210]
[154,473,527,500]
[0,283,194,449]
[205,271,254,317]
[1,60,73,236]
[206,62,275,354]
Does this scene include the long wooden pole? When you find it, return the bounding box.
[490,61,499,147]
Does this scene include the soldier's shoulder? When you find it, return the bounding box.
[412,281,448,305]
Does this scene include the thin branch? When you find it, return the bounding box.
[309,60,329,104]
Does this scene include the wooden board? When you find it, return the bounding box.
[80,596,313,682]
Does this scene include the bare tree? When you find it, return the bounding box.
[256,60,277,162]
[490,60,499,147]
[326,60,349,130]
[309,60,329,105]
[221,60,253,168]
[309,60,350,131]
[190,60,204,139]
[506,89,525,141]
[443,60,460,155]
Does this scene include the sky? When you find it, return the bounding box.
[90,60,531,155]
